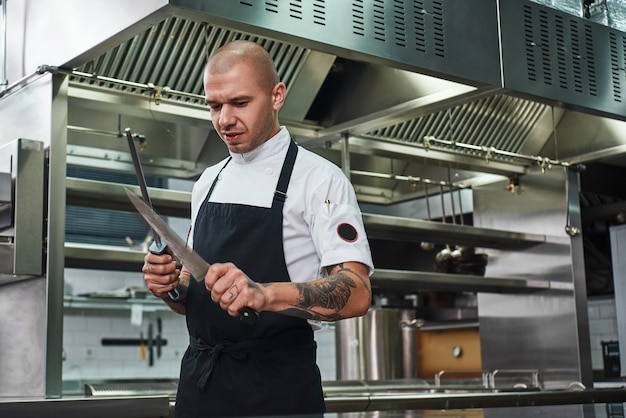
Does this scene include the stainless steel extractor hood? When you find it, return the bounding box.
[46,0,625,207]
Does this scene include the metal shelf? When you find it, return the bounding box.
[65,177,191,218]
[63,295,169,311]
[65,179,546,252]
[64,243,564,295]
[63,181,551,299]
[363,213,546,250]
[371,269,572,294]
[65,243,145,271]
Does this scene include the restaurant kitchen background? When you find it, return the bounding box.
[2,0,626,411]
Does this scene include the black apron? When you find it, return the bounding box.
[174,140,326,418]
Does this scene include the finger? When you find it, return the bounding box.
[217,284,239,307]
[204,262,230,290]
[227,284,239,301]
[205,262,238,296]
[143,259,177,276]
[145,270,181,298]
[145,252,173,265]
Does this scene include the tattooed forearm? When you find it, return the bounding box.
[285,269,358,321]
[298,274,355,310]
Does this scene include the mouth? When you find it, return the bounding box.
[222,132,242,143]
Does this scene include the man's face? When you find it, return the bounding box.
[204,62,284,154]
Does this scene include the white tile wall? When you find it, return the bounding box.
[63,268,189,385]
[587,296,619,370]
[63,307,189,382]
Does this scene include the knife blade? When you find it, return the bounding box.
[124,127,185,301]
[124,187,258,325]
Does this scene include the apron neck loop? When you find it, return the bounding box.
[272,139,298,211]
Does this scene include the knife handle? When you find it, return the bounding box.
[168,284,188,301]
[148,241,187,301]
[239,307,258,324]
[149,240,168,255]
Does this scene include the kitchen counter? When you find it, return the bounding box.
[2,385,626,418]
[0,395,170,418]
[324,386,626,413]
[324,403,625,417]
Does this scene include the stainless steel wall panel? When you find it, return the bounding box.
[169,0,502,87]
[499,0,626,120]
[474,168,592,388]
[45,74,70,398]
[0,139,45,276]
[0,173,11,231]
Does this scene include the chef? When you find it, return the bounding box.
[143,40,374,418]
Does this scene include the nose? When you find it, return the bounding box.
[218,104,236,127]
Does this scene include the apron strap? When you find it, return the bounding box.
[272,140,298,210]
[206,157,232,199]
[206,140,297,209]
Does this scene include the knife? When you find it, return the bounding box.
[124,187,258,325]
[156,317,163,359]
[147,322,154,367]
[139,332,146,361]
[124,127,185,301]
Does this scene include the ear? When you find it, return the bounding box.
[271,82,287,111]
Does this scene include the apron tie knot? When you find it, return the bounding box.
[189,336,243,390]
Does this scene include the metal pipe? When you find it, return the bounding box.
[67,125,124,138]
[448,169,457,225]
[0,64,209,104]
[424,183,431,221]
[439,184,447,222]
[423,135,571,169]
[349,169,463,189]
[58,68,205,102]
[0,0,7,92]
[340,132,350,180]
[457,187,464,225]
[0,69,47,100]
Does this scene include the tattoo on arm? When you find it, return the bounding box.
[285,264,363,321]
[327,263,371,294]
[324,262,344,276]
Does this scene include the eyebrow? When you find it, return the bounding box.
[205,95,253,106]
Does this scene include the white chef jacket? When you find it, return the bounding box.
[189,127,374,283]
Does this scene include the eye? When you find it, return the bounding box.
[208,104,221,111]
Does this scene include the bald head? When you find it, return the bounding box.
[205,41,279,93]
